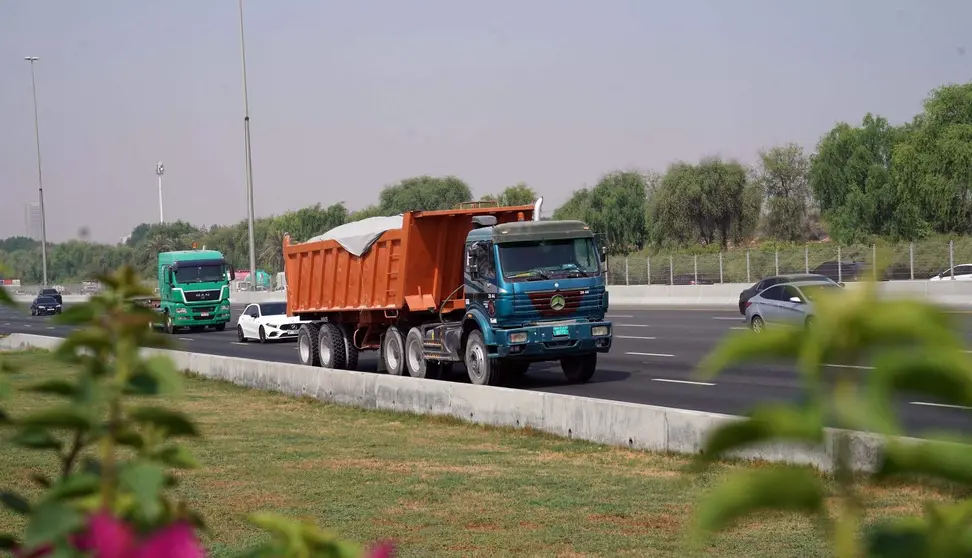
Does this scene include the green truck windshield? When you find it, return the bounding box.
[174,263,226,284]
[499,238,600,281]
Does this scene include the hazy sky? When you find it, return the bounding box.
[2,0,969,244]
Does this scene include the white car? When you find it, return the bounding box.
[236,301,303,343]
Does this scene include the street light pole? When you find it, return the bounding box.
[156,161,165,223]
[24,56,49,287]
[238,0,257,290]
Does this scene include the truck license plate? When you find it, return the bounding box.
[552,325,569,337]
[200,312,209,317]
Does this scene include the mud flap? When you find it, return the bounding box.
[376,332,387,373]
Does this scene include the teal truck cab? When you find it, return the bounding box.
[424,216,612,385]
[156,249,234,334]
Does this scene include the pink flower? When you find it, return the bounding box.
[133,521,205,558]
[365,541,396,558]
[73,511,136,558]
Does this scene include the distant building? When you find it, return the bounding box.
[24,202,42,240]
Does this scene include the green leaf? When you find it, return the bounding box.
[125,357,182,396]
[113,427,145,449]
[697,327,803,381]
[697,405,825,467]
[12,427,63,451]
[0,492,30,514]
[19,406,92,431]
[51,304,97,326]
[156,445,201,469]
[128,406,199,438]
[875,438,972,486]
[23,500,85,549]
[119,461,165,522]
[692,466,826,537]
[43,473,100,502]
[868,349,972,409]
[26,379,78,398]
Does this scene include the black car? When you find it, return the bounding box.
[39,287,62,305]
[737,273,839,315]
[30,295,62,316]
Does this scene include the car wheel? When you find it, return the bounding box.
[237,325,247,342]
[750,315,764,333]
[259,325,267,343]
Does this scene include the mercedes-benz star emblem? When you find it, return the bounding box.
[550,294,566,311]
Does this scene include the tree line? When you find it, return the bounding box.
[3,80,971,283]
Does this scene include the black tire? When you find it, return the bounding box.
[318,323,347,369]
[382,326,406,376]
[561,353,596,384]
[750,315,764,333]
[405,326,439,379]
[464,330,502,386]
[164,313,176,335]
[237,325,247,342]
[297,323,321,367]
[341,325,359,371]
[259,325,267,343]
[214,322,226,332]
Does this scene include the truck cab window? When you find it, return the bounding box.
[467,242,495,281]
[499,238,600,281]
[173,263,226,284]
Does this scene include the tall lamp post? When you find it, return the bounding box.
[24,56,49,287]
[156,161,165,223]
[238,0,257,290]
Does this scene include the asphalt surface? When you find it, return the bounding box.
[2,302,972,436]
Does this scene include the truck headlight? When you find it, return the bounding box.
[592,325,609,336]
[509,331,528,343]
[176,308,188,315]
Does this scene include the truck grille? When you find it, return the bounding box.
[512,288,603,320]
[183,290,221,302]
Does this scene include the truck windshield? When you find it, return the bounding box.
[174,263,226,284]
[498,238,600,281]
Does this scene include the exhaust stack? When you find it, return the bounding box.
[532,197,543,221]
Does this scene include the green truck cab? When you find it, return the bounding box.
[156,249,234,334]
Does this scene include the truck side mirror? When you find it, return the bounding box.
[599,246,607,263]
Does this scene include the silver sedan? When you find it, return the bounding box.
[743,280,842,332]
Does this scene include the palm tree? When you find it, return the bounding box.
[260,228,286,273]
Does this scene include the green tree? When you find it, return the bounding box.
[552,189,592,222]
[376,175,472,214]
[757,143,814,241]
[690,281,972,557]
[584,171,648,255]
[481,182,537,207]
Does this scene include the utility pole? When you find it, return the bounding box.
[238,0,257,290]
[24,56,49,287]
[156,161,165,223]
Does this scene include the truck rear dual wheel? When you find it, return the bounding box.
[318,322,359,371]
[404,326,442,380]
[561,353,597,384]
[298,323,321,367]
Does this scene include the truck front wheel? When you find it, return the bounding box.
[297,323,321,367]
[464,330,502,386]
[405,327,439,379]
[561,353,597,384]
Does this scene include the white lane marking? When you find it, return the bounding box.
[627,351,675,358]
[730,327,747,330]
[712,317,744,321]
[616,335,657,340]
[46,326,54,330]
[964,350,972,354]
[614,323,649,328]
[178,337,194,341]
[824,364,875,370]
[910,401,972,410]
[606,314,633,318]
[652,378,715,386]
[231,342,247,345]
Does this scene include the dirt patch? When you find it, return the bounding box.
[285,457,501,476]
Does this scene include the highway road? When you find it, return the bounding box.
[2,302,972,436]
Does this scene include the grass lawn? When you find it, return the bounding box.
[0,351,962,557]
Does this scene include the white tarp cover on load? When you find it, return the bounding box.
[302,215,404,257]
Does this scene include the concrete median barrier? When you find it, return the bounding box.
[1,332,901,474]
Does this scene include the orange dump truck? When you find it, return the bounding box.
[282,199,613,386]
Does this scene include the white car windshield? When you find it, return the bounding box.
[260,302,287,316]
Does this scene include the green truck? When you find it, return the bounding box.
[156,249,234,334]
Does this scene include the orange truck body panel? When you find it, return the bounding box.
[283,204,536,318]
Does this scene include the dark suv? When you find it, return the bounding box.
[737,273,839,315]
[39,287,62,305]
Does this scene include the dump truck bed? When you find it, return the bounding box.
[283,204,536,317]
